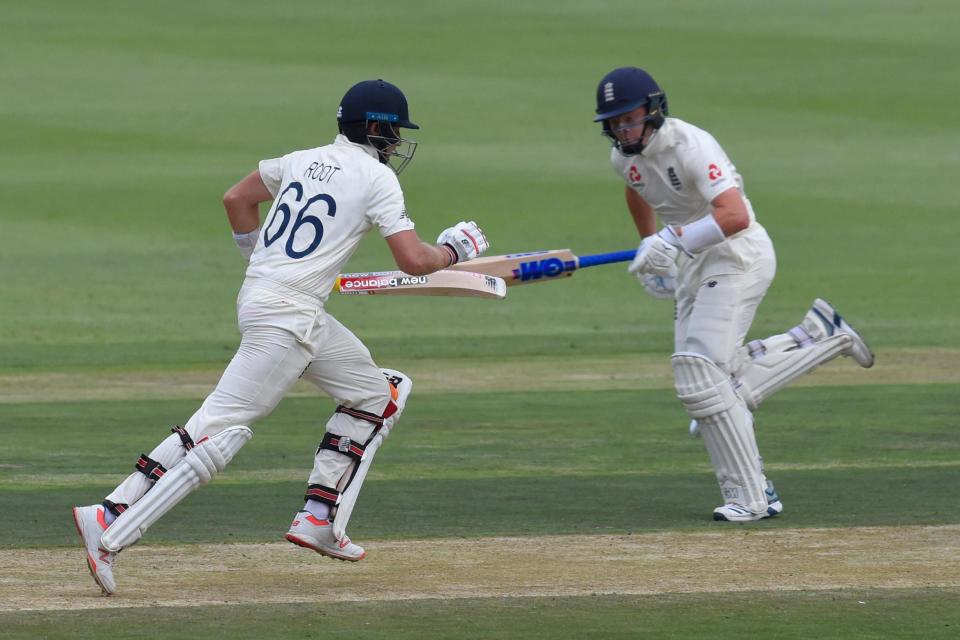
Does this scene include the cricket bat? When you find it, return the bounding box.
[334,270,506,299]
[447,248,636,285]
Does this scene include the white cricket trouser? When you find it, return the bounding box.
[104,280,391,510]
[674,223,776,374]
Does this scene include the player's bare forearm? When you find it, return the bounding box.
[709,187,750,236]
[625,186,656,237]
[224,200,260,234]
[223,170,274,233]
[385,230,455,276]
[406,243,456,276]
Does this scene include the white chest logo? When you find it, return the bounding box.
[604,82,615,102]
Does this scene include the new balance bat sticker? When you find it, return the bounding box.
[334,270,506,299]
[447,248,637,285]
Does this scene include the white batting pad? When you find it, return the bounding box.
[331,432,383,541]
[101,426,252,552]
[332,369,412,540]
[671,352,767,513]
[104,430,191,513]
[736,334,850,410]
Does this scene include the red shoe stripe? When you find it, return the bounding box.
[305,515,329,526]
[96,507,108,530]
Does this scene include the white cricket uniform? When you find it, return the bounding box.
[105,135,412,510]
[612,118,776,373]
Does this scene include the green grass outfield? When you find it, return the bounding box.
[1,1,959,638]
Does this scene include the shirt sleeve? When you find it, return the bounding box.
[257,156,285,198]
[367,167,416,237]
[683,130,738,203]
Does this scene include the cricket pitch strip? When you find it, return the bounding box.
[3,524,959,611]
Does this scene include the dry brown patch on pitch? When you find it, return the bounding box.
[1,348,956,404]
[3,524,959,612]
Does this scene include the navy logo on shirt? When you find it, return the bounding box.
[667,166,682,190]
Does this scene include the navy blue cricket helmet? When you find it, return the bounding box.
[338,79,419,130]
[594,67,668,155]
[337,79,419,174]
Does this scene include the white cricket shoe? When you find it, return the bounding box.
[713,503,770,522]
[285,511,366,561]
[713,480,783,522]
[810,298,875,368]
[763,479,783,516]
[72,505,117,595]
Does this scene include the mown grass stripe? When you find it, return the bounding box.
[1,348,955,403]
[4,458,960,489]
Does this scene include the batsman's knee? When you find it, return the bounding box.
[379,368,413,432]
[670,352,740,419]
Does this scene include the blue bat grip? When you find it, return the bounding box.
[576,249,637,269]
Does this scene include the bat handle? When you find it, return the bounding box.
[577,249,637,268]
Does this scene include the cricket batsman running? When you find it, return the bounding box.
[72,79,490,595]
[594,67,874,522]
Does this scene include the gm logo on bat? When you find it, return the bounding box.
[512,257,577,281]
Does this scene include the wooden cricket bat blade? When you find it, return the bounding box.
[334,270,506,299]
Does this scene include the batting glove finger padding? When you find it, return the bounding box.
[627,234,680,277]
[637,272,676,299]
[437,221,490,263]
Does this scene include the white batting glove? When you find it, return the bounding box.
[627,233,679,278]
[233,227,260,261]
[637,271,676,300]
[437,221,489,264]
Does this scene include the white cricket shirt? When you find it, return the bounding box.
[245,134,415,302]
[611,118,756,227]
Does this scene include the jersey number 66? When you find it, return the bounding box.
[263,181,337,259]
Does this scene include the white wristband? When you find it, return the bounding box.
[233,227,260,260]
[677,215,725,254]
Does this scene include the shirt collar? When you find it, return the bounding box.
[640,118,675,157]
[334,133,379,160]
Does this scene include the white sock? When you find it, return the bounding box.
[304,499,330,520]
[103,508,117,526]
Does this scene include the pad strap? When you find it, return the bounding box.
[135,454,168,482]
[747,339,767,359]
[335,404,384,427]
[102,499,128,518]
[788,325,815,348]
[318,432,367,462]
[171,425,196,451]
[304,483,341,506]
